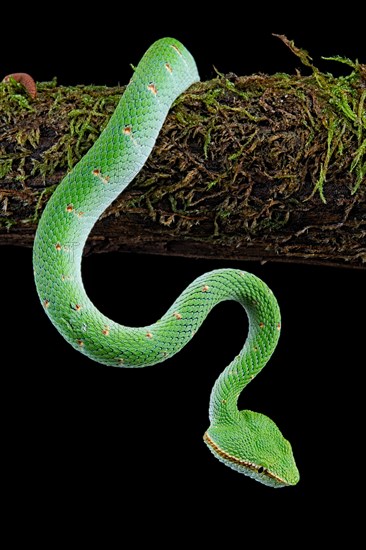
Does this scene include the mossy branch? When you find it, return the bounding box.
[0,45,365,268]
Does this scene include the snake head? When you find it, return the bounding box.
[204,410,299,488]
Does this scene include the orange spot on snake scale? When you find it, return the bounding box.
[147,83,158,95]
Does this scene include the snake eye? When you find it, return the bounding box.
[258,467,264,473]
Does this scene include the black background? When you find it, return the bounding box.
[2,4,364,540]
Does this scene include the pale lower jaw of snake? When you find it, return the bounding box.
[203,431,288,486]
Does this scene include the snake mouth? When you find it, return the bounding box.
[203,431,289,486]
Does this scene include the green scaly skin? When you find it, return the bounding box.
[33,38,299,488]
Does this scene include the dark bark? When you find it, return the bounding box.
[1,52,365,268]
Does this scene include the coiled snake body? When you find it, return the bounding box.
[33,38,299,487]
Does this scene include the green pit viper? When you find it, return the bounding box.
[33,38,299,487]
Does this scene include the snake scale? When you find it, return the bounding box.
[33,38,299,487]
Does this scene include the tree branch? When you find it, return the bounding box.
[1,53,365,268]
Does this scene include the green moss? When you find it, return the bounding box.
[0,79,123,227]
[277,37,365,198]
[0,37,364,239]
[0,158,12,178]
